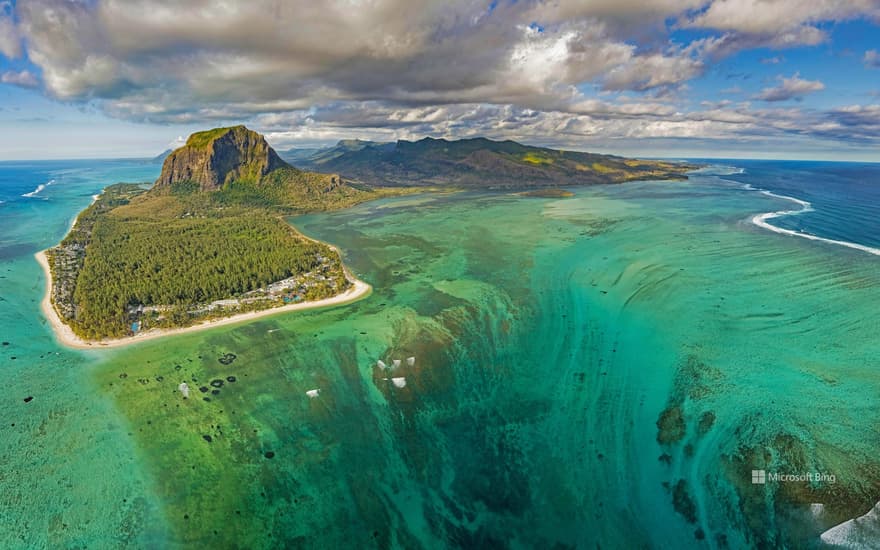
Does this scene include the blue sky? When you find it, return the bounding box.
[0,0,878,161]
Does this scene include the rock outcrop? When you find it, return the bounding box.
[155,125,288,191]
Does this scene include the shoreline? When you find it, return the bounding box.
[36,249,372,350]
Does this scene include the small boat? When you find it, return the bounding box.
[391,377,406,388]
[306,389,320,398]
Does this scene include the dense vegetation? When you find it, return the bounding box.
[185,127,234,149]
[45,184,147,323]
[69,214,340,339]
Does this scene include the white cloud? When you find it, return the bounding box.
[254,98,880,154]
[602,50,704,91]
[11,0,727,122]
[687,0,879,35]
[1,69,39,87]
[755,73,825,102]
[685,0,880,58]
[0,0,876,154]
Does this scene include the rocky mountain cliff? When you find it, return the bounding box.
[155,125,287,191]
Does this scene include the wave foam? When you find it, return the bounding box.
[820,500,880,548]
[749,189,880,256]
[22,179,55,198]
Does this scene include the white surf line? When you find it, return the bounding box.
[820,500,880,546]
[750,189,880,257]
[22,178,56,198]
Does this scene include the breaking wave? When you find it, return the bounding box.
[22,179,55,198]
[749,188,880,257]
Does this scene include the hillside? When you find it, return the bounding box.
[286,137,693,187]
[44,126,414,340]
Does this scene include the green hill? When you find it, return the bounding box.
[289,136,693,187]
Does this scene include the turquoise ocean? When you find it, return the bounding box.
[1,158,880,548]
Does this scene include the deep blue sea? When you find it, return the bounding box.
[695,159,880,251]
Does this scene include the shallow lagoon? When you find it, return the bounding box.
[3,161,880,547]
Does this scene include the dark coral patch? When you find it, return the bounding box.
[673,480,697,523]
[697,411,716,436]
[656,405,686,444]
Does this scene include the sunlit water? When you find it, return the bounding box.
[2,159,880,548]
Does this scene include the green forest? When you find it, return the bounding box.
[47,169,415,340]
[68,214,338,339]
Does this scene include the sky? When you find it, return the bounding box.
[0,0,879,161]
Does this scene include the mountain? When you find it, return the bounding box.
[294,137,692,188]
[151,148,173,164]
[148,125,416,212]
[156,125,287,191]
[280,139,394,165]
[279,147,325,163]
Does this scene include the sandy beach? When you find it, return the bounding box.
[36,249,372,350]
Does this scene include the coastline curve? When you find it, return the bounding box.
[36,249,372,350]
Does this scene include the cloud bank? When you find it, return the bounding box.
[2,0,879,152]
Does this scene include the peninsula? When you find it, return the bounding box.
[40,126,409,345]
[41,125,694,347]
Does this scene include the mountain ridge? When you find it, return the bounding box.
[282,136,694,187]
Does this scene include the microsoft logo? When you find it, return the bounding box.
[750,468,836,484]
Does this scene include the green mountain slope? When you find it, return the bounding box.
[291,136,693,187]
